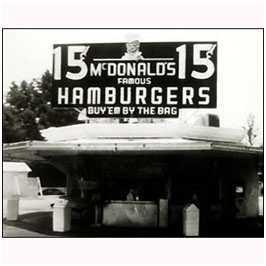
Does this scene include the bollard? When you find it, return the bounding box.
[183,203,200,236]
[6,195,20,221]
[53,199,71,232]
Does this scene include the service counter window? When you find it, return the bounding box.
[104,178,166,202]
[103,156,166,202]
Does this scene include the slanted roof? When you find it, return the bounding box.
[3,162,31,172]
[40,123,245,143]
[3,138,263,163]
[3,123,262,162]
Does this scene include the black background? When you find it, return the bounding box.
[52,42,217,117]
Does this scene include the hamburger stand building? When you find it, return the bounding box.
[3,38,263,236]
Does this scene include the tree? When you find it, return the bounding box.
[3,70,79,143]
[3,105,26,143]
[243,113,257,146]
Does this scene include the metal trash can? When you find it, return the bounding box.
[6,195,20,221]
[53,199,71,232]
[183,203,200,236]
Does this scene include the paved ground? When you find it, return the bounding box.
[3,224,52,237]
[3,196,58,217]
[3,196,61,237]
[2,196,264,238]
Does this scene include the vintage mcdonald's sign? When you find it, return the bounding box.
[52,40,217,117]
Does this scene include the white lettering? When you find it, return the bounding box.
[90,63,102,76]
[58,87,69,105]
[138,63,146,76]
[191,44,215,79]
[167,62,176,76]
[87,87,101,104]
[105,87,116,104]
[120,87,131,104]
[198,87,210,104]
[156,63,165,76]
[107,63,116,76]
[66,46,88,80]
[117,63,126,76]
[182,87,194,105]
[136,87,147,105]
[167,87,178,105]
[72,87,83,104]
[151,87,163,105]
[128,107,135,114]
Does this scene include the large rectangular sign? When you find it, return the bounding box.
[52,42,217,117]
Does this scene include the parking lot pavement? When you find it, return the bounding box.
[2,196,61,237]
[3,195,59,218]
[3,224,52,237]
[2,196,264,237]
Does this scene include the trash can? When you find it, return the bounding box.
[53,199,71,232]
[183,203,200,236]
[6,195,20,221]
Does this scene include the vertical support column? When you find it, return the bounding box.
[6,195,20,221]
[51,157,79,197]
[159,199,168,228]
[161,156,170,228]
[166,176,172,201]
[94,201,101,226]
[93,156,105,226]
[65,172,73,196]
[66,170,79,197]
[210,158,222,226]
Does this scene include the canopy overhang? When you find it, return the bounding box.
[3,138,263,163]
